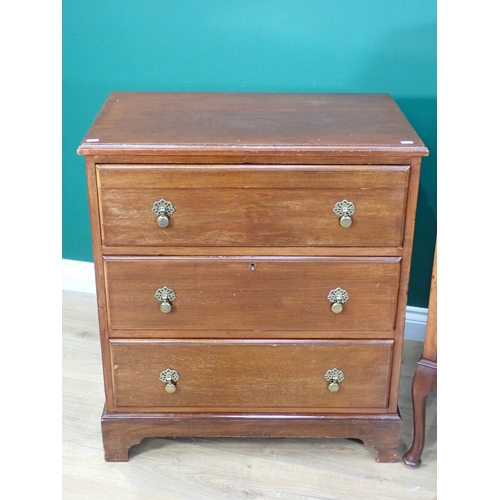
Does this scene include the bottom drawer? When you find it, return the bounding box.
[110,340,393,413]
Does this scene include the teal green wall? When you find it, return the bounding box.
[63,0,436,307]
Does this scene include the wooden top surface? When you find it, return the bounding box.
[77,92,427,156]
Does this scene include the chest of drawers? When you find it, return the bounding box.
[77,92,427,462]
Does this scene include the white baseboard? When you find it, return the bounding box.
[62,259,428,342]
[62,259,96,294]
[404,306,428,342]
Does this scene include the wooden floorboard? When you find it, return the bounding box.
[62,290,437,500]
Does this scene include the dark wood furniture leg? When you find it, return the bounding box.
[403,245,437,468]
[402,359,437,467]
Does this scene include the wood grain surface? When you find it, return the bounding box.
[109,339,393,412]
[76,92,429,473]
[386,157,422,413]
[63,291,437,499]
[101,411,403,463]
[97,165,409,248]
[77,93,428,156]
[103,257,401,333]
[423,246,437,362]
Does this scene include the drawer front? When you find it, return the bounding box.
[104,257,400,333]
[110,340,393,412]
[97,165,409,248]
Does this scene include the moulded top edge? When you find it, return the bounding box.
[77,92,428,156]
[77,143,429,156]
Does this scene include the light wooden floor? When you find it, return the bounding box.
[62,290,437,500]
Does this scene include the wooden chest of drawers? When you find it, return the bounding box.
[77,92,427,462]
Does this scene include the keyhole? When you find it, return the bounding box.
[249,263,256,271]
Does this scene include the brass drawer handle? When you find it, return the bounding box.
[155,286,176,313]
[333,199,356,227]
[324,368,345,393]
[327,287,349,313]
[159,368,180,393]
[152,199,175,227]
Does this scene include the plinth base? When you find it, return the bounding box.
[101,408,402,463]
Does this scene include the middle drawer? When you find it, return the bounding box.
[104,257,400,335]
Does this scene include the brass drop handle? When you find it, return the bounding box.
[333,199,356,227]
[152,199,175,227]
[159,368,180,393]
[155,286,176,313]
[324,368,345,393]
[327,287,349,313]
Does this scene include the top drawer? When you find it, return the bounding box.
[97,165,409,249]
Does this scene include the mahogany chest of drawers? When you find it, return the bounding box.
[77,92,428,462]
